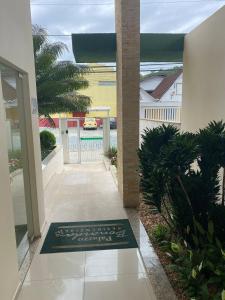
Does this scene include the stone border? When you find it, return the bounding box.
[126,209,177,300]
[106,159,176,298]
[103,157,118,186]
[103,156,111,170]
[109,165,117,186]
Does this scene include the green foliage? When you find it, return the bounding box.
[139,121,225,299]
[139,122,225,245]
[40,130,56,150]
[105,147,117,166]
[151,224,169,242]
[32,25,91,118]
[8,150,23,173]
[138,124,179,211]
[167,220,225,299]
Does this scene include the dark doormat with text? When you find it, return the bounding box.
[40,219,138,254]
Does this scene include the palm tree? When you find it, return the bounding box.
[32,25,91,118]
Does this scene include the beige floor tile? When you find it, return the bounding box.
[85,248,145,277]
[18,162,156,300]
[17,278,84,300]
[84,273,156,300]
[25,252,85,281]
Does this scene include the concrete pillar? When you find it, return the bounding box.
[115,0,140,208]
[60,118,70,164]
[103,117,110,153]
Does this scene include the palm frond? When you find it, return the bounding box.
[38,93,91,115]
[33,25,91,116]
[32,25,48,56]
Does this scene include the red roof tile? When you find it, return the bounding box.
[151,69,183,100]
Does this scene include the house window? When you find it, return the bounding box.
[176,83,182,95]
[98,81,116,86]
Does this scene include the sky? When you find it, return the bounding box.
[31,0,225,65]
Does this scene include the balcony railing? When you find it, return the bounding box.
[144,107,181,124]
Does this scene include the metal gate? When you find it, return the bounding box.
[61,117,109,163]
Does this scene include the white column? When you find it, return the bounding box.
[103,117,110,153]
[60,118,70,164]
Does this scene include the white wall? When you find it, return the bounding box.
[0,1,45,299]
[42,146,64,190]
[140,119,181,133]
[139,119,181,144]
[140,75,183,119]
[182,6,225,132]
[161,74,183,102]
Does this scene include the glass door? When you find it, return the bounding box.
[0,63,33,267]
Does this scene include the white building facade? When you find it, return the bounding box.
[140,70,183,136]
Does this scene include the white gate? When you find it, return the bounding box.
[60,117,110,164]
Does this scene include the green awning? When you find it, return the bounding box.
[72,33,185,63]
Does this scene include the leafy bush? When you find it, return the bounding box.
[139,122,225,245]
[167,220,225,299]
[8,150,23,173]
[151,224,170,242]
[139,121,225,299]
[105,146,117,166]
[40,130,56,150]
[40,130,56,160]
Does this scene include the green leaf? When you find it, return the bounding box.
[186,225,190,234]
[198,261,203,271]
[171,242,180,253]
[208,220,214,236]
[216,238,222,249]
[195,220,205,235]
[192,234,199,246]
[188,250,193,261]
[222,290,225,300]
[221,249,225,258]
[214,269,221,276]
[200,284,209,299]
[192,268,197,279]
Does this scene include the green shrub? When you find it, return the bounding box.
[151,224,169,242]
[105,146,117,166]
[139,121,225,300]
[8,150,23,173]
[40,130,56,150]
[167,220,225,299]
[138,122,225,245]
[105,146,117,159]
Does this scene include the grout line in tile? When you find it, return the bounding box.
[24,275,85,283]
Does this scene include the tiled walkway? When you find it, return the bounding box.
[17,162,156,300]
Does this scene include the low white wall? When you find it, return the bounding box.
[42,146,64,190]
[140,119,181,132]
[139,119,181,145]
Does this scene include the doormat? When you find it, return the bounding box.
[40,219,138,254]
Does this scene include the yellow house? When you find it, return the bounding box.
[50,64,117,120]
[85,64,117,118]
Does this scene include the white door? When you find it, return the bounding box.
[0,63,34,267]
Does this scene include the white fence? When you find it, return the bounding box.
[144,107,181,124]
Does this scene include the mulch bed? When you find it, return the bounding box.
[138,199,188,300]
